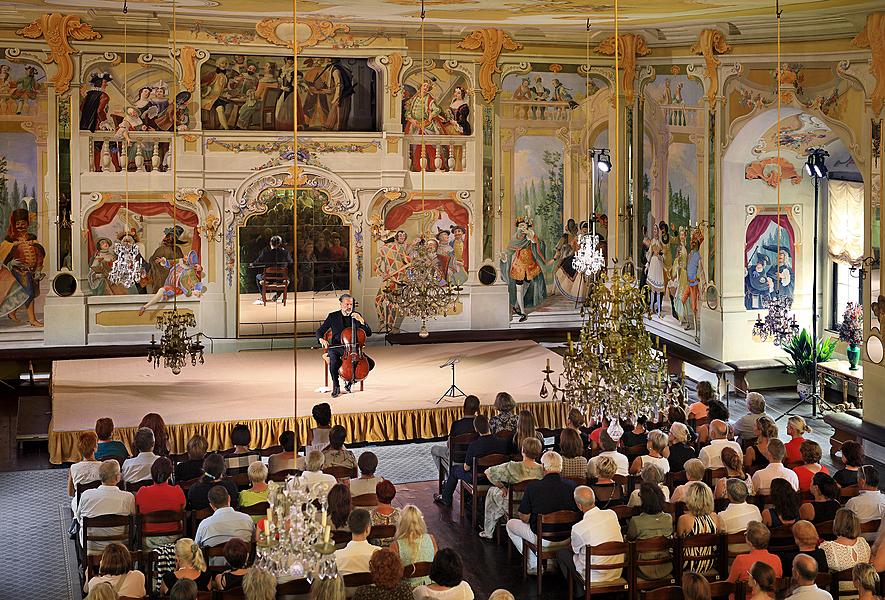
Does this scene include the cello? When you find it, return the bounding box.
[338,307,372,388]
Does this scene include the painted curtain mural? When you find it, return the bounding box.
[200,55,377,131]
[745,215,796,309]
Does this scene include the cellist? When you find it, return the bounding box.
[316,294,375,397]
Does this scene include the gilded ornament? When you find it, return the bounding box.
[255,17,349,52]
[852,12,885,115]
[595,33,650,105]
[16,13,101,94]
[690,29,731,105]
[457,28,523,103]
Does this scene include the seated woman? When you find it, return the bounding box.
[682,573,712,600]
[732,393,768,444]
[224,424,260,474]
[69,431,102,512]
[268,430,302,474]
[84,543,147,598]
[480,437,544,539]
[793,440,829,492]
[509,410,544,455]
[671,458,705,504]
[328,483,353,536]
[628,463,671,507]
[350,451,382,497]
[821,508,871,593]
[139,412,169,456]
[697,400,730,445]
[306,402,333,455]
[243,567,277,600]
[714,447,755,500]
[590,455,626,508]
[322,425,357,471]
[391,505,438,588]
[833,440,863,488]
[799,472,841,524]
[676,481,720,575]
[412,548,474,600]
[667,422,697,473]
[630,430,671,476]
[160,538,211,594]
[135,456,186,549]
[238,461,268,520]
[558,428,588,481]
[353,549,415,600]
[627,483,674,581]
[688,381,714,421]
[762,478,801,529]
[852,563,881,600]
[94,417,128,460]
[212,538,250,591]
[744,416,777,471]
[746,561,777,600]
[622,415,649,449]
[726,521,783,585]
[554,408,590,453]
[784,416,812,465]
[175,435,208,483]
[370,480,402,547]
[489,391,518,434]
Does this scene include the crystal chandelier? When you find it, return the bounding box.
[387,239,462,338]
[108,235,145,288]
[572,228,605,276]
[752,293,799,346]
[147,310,205,374]
[255,477,338,581]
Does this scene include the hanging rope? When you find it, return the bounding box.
[171,0,178,312]
[420,0,426,223]
[776,0,783,260]
[614,0,620,257]
[292,0,298,425]
[123,0,129,228]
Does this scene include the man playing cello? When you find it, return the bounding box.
[317,294,375,398]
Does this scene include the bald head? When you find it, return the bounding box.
[792,553,819,585]
[574,486,596,512]
[711,419,728,440]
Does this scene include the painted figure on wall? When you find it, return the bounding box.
[80,71,113,132]
[682,228,705,337]
[744,216,796,310]
[645,219,666,317]
[374,229,413,332]
[138,250,206,316]
[767,247,795,299]
[505,216,551,322]
[745,252,772,309]
[12,65,40,115]
[0,208,45,327]
[148,226,186,294]
[404,81,445,171]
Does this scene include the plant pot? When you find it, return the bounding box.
[847,342,861,370]
[797,382,814,402]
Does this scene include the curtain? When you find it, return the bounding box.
[385,199,470,266]
[827,180,864,265]
[745,214,795,259]
[87,202,201,260]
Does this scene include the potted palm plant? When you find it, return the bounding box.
[838,302,863,370]
[784,329,837,401]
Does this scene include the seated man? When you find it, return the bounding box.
[187,453,240,510]
[751,439,799,495]
[430,394,481,478]
[194,486,254,561]
[506,451,579,574]
[847,465,885,525]
[781,520,828,576]
[223,424,261,474]
[334,508,381,575]
[727,521,783,585]
[120,427,159,483]
[587,431,630,478]
[720,478,762,534]
[434,414,509,507]
[268,430,303,474]
[786,554,833,600]
[76,460,136,555]
[698,420,742,470]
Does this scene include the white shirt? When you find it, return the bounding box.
[751,463,800,495]
[628,484,671,507]
[349,476,382,498]
[75,484,135,551]
[334,539,381,575]
[719,502,763,534]
[846,490,885,523]
[194,506,254,548]
[787,584,834,600]
[300,470,337,494]
[571,506,624,581]
[412,581,475,600]
[698,439,743,469]
[587,451,630,478]
[121,452,159,483]
[70,461,103,512]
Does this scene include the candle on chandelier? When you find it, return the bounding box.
[546,358,551,371]
[568,332,573,352]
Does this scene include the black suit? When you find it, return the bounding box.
[316,310,374,388]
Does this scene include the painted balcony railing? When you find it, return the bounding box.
[500,100,573,122]
[659,103,703,130]
[86,131,174,173]
[404,134,471,173]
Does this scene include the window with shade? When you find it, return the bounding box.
[827,180,864,329]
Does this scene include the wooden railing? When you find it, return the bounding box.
[403,134,471,173]
[500,99,573,122]
[87,131,174,173]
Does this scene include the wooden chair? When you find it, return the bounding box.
[76,480,102,507]
[499,479,532,554]
[768,525,798,554]
[612,505,639,529]
[567,540,631,600]
[722,531,750,567]
[275,577,311,596]
[189,507,213,538]
[238,501,270,519]
[323,465,357,481]
[125,479,153,494]
[632,536,677,599]
[81,514,134,563]
[640,586,682,600]
[439,432,477,493]
[459,453,510,530]
[259,445,284,457]
[230,472,251,490]
[838,486,858,502]
[260,265,289,305]
[351,493,378,508]
[178,475,203,492]
[522,509,582,594]
[565,475,589,486]
[677,533,722,581]
[168,451,189,465]
[203,543,229,574]
[666,470,687,490]
[342,571,374,591]
[332,530,352,547]
[704,467,727,487]
[269,469,300,482]
[816,519,835,540]
[321,330,365,392]
[136,509,185,549]
[403,561,432,580]
[708,580,736,600]
[625,444,647,466]
[368,524,396,544]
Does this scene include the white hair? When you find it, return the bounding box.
[541,451,563,473]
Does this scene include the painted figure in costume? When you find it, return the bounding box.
[148,226,186,293]
[200,56,231,129]
[645,223,666,318]
[671,225,689,323]
[766,247,794,300]
[505,217,551,322]
[81,72,118,172]
[88,237,120,295]
[744,253,772,309]
[435,230,462,284]
[0,209,45,327]
[323,58,355,131]
[681,229,706,335]
[12,65,40,115]
[404,81,445,171]
[552,219,584,301]
[374,229,412,332]
[138,250,206,316]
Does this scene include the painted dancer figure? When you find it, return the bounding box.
[504,216,552,322]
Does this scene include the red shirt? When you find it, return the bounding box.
[793,464,829,492]
[728,548,783,599]
[136,482,185,534]
[785,437,806,464]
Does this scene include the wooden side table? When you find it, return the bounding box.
[817,360,863,410]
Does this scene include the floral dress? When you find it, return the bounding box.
[490,411,519,434]
[481,461,544,538]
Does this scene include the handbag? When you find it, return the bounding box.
[69,519,80,540]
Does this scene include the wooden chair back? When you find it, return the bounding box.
[203,543,229,573]
[189,507,213,537]
[640,586,683,600]
[332,529,352,546]
[633,535,676,589]
[839,486,858,502]
[624,443,647,464]
[81,514,133,560]
[536,510,581,544]
[230,472,251,490]
[816,519,835,540]
[677,532,721,578]
[76,480,102,506]
[708,580,736,599]
[275,578,311,595]
[269,469,300,482]
[666,470,688,489]
[704,467,727,486]
[137,509,185,548]
[178,475,203,492]
[342,571,374,588]
[352,493,378,508]
[861,518,881,535]
[125,479,153,494]
[260,265,290,305]
[239,501,270,518]
[323,465,357,481]
[441,432,478,491]
[403,561,432,580]
[368,524,396,542]
[585,541,631,596]
[612,504,638,528]
[168,451,188,465]
[260,445,284,457]
[495,429,514,440]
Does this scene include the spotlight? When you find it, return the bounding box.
[597,150,612,173]
[804,154,814,177]
[806,148,828,179]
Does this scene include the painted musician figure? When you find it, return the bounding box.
[317,293,375,398]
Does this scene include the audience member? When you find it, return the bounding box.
[350,452,382,497]
[668,405,697,442]
[780,520,829,576]
[699,420,742,469]
[170,579,198,600]
[391,505,437,587]
[762,479,801,528]
[412,548,474,600]
[622,415,649,449]
[726,521,783,586]
[489,391,518,433]
[833,441,863,488]
[335,508,382,575]
[329,483,353,532]
[558,428,588,480]
[430,395,480,476]
[793,441,828,492]
[370,480,400,546]
[668,421,697,473]
[510,410,544,455]
[630,429,670,476]
[626,483,674,580]
[238,461,269,518]
[746,560,777,600]
[744,416,777,470]
[481,436,543,539]
[94,417,128,460]
[187,453,239,510]
[785,416,813,465]
[799,473,841,523]
[69,431,102,509]
[194,485,254,548]
[688,381,714,420]
[671,458,705,503]
[628,463,670,506]
[488,591,515,600]
[160,538,210,594]
[75,460,135,555]
[697,400,730,445]
[224,424,260,473]
[83,582,118,600]
[786,554,832,600]
[434,414,509,507]
[713,447,754,499]
[138,412,169,456]
[120,427,159,483]
[506,451,578,574]
[301,450,338,494]
[845,465,885,524]
[820,508,870,582]
[720,478,762,534]
[562,407,590,450]
[352,549,414,600]
[307,402,333,454]
[751,439,799,494]
[588,416,612,450]
[852,563,880,600]
[683,572,712,600]
[589,455,627,508]
[212,538,250,591]
[267,430,302,474]
[587,430,629,478]
[733,393,768,443]
[84,543,147,598]
[135,456,186,548]
[676,481,720,574]
[324,425,357,471]
[175,435,208,483]
[242,566,277,600]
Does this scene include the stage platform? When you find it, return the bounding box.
[49,340,564,464]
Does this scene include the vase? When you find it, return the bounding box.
[797,382,813,402]
[847,342,861,370]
